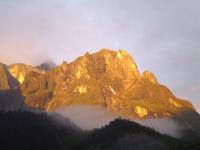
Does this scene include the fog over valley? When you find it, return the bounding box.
[54,104,181,138]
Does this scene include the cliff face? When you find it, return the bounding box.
[9,49,193,118]
[0,63,19,90]
[0,63,24,111]
[8,63,44,84]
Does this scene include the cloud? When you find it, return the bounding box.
[55,104,118,130]
[55,104,181,137]
[134,118,181,138]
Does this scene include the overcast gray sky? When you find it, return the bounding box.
[0,0,199,112]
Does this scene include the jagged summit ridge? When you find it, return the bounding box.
[0,49,196,118]
[8,63,43,84]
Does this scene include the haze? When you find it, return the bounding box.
[55,104,181,138]
[0,0,199,112]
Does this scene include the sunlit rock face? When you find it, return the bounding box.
[142,71,157,84]
[135,106,148,118]
[0,63,19,90]
[169,98,182,108]
[74,84,87,94]
[0,63,25,111]
[8,64,43,84]
[18,49,196,118]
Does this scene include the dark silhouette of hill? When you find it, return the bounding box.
[0,111,200,150]
[74,118,178,150]
[0,111,82,150]
[0,88,25,111]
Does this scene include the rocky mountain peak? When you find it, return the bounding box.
[142,71,157,84]
[1,49,195,119]
[91,49,141,80]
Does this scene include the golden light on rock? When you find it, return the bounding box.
[76,66,81,79]
[135,106,148,118]
[131,63,136,69]
[8,63,43,84]
[117,51,122,59]
[18,72,25,84]
[142,71,157,84]
[11,49,195,118]
[169,98,182,108]
[108,86,116,95]
[165,112,173,117]
[9,67,25,84]
[74,84,87,94]
[46,100,54,112]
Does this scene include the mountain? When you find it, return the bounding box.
[0,49,199,124]
[1,49,200,140]
[16,49,195,118]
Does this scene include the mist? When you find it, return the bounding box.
[134,118,181,138]
[55,104,118,130]
[54,104,181,138]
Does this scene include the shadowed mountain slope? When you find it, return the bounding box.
[1,111,200,150]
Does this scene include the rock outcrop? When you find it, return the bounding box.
[0,63,19,90]
[8,63,44,84]
[0,63,25,111]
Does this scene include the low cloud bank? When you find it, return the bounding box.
[55,104,117,130]
[54,104,181,137]
[134,118,181,138]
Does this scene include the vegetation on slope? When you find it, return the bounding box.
[0,111,200,150]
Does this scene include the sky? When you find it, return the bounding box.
[0,0,199,112]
